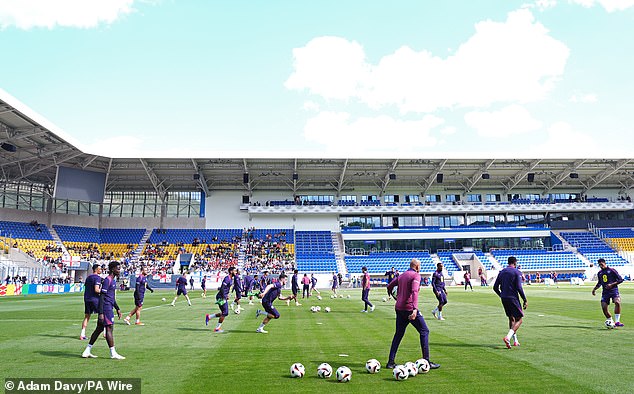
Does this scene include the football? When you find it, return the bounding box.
[330,295,335,299]
[347,295,351,299]
[365,359,381,374]
[382,297,388,302]
[324,307,331,313]
[317,295,322,300]
[605,319,616,329]
[290,363,305,378]
[315,306,321,312]
[317,363,333,378]
[405,361,418,377]
[336,366,352,382]
[393,365,408,380]
[234,308,241,315]
[161,297,166,302]
[339,294,344,298]
[415,358,430,374]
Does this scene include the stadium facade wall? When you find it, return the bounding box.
[0,283,85,297]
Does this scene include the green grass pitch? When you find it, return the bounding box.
[1,283,633,393]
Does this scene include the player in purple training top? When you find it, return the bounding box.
[81,263,102,340]
[310,273,320,296]
[230,269,244,313]
[243,274,256,305]
[201,276,207,298]
[290,269,302,306]
[170,274,192,306]
[386,259,440,370]
[124,266,153,326]
[206,267,236,333]
[592,258,624,327]
[360,266,375,313]
[255,273,294,333]
[431,263,448,320]
[493,256,528,349]
[82,261,125,359]
[331,272,339,297]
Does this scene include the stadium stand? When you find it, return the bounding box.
[344,251,436,274]
[491,249,586,271]
[560,231,629,266]
[295,231,337,273]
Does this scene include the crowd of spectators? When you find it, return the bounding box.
[242,228,295,274]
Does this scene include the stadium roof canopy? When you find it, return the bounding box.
[2,90,634,198]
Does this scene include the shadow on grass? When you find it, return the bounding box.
[538,325,600,330]
[38,333,78,340]
[37,350,79,359]
[176,327,209,332]
[435,342,499,349]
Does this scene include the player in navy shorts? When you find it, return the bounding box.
[231,269,244,313]
[124,266,153,326]
[206,267,236,333]
[592,258,624,327]
[431,263,448,320]
[81,263,102,340]
[201,276,207,298]
[291,269,301,306]
[243,273,256,305]
[256,273,294,333]
[82,261,125,359]
[170,274,192,306]
[494,256,528,349]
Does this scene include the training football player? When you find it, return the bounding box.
[361,266,375,313]
[82,261,125,359]
[230,269,244,312]
[124,266,153,326]
[592,258,624,327]
[331,271,339,297]
[386,259,440,370]
[170,274,191,306]
[290,269,301,306]
[256,273,294,333]
[201,275,207,298]
[493,256,528,348]
[206,267,236,333]
[431,263,448,320]
[81,263,102,340]
[244,273,257,305]
[310,273,320,296]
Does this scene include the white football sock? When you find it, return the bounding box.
[110,347,117,357]
[81,328,86,336]
[512,333,518,343]
[615,314,620,322]
[506,329,515,340]
[215,323,222,330]
[258,323,265,330]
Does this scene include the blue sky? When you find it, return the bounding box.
[1,0,633,158]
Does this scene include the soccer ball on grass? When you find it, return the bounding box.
[317,363,332,378]
[393,365,408,380]
[365,359,381,374]
[336,366,352,382]
[290,363,305,378]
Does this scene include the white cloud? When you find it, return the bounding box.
[440,126,457,135]
[303,112,443,153]
[0,0,135,30]
[285,36,370,101]
[464,105,542,137]
[529,121,596,156]
[302,101,320,111]
[569,93,598,103]
[529,0,558,10]
[570,0,634,12]
[286,9,569,113]
[84,135,144,157]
